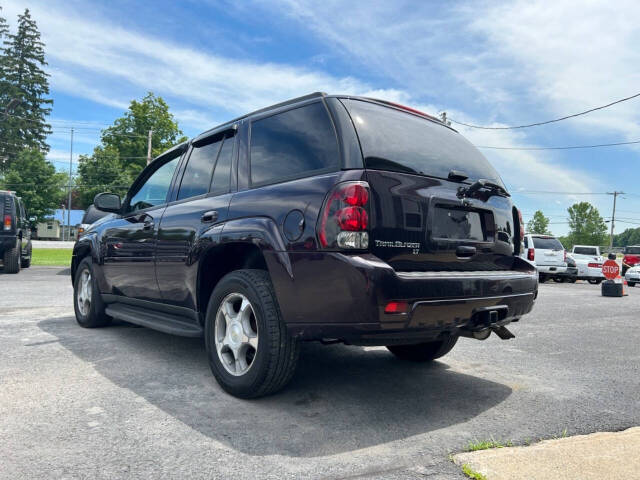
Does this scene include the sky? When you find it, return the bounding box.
[2,0,640,236]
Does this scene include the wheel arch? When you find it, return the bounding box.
[196,217,293,323]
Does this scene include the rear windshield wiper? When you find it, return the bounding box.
[457,179,510,199]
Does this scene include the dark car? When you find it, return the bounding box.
[77,205,112,238]
[71,93,538,398]
[0,190,33,273]
[552,253,578,283]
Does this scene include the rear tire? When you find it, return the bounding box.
[3,239,21,274]
[387,336,459,362]
[552,277,564,283]
[588,279,603,285]
[628,282,636,287]
[73,257,111,328]
[21,242,32,268]
[205,269,299,399]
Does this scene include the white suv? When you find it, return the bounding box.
[522,234,567,282]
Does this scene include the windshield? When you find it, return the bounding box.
[343,99,505,186]
[625,246,640,255]
[533,237,564,250]
[573,247,598,255]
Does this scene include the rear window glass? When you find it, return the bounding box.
[573,247,598,255]
[533,237,563,250]
[343,99,504,186]
[250,102,339,186]
[626,246,640,254]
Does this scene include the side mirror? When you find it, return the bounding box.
[94,192,121,213]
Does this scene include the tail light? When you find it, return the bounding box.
[517,209,524,241]
[3,214,11,231]
[527,248,535,262]
[384,301,409,314]
[318,181,370,249]
[564,250,567,262]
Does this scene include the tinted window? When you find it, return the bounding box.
[532,237,563,250]
[344,99,504,186]
[129,158,179,212]
[250,102,339,186]
[573,247,598,255]
[178,140,222,200]
[210,136,234,194]
[625,246,640,254]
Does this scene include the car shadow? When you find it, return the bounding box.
[39,316,512,458]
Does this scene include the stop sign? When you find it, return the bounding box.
[602,259,620,280]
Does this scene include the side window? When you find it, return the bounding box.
[177,139,223,200]
[524,237,528,248]
[210,135,234,195]
[250,102,339,186]
[129,157,180,213]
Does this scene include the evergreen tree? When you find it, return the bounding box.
[0,8,52,171]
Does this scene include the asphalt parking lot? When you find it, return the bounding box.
[1,267,639,480]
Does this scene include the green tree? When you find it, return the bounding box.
[101,92,186,179]
[566,202,608,246]
[614,227,640,247]
[76,146,130,208]
[0,8,52,170]
[526,210,551,235]
[1,149,66,221]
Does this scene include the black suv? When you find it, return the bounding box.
[72,93,537,398]
[0,190,33,273]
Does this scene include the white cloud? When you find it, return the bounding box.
[3,1,378,118]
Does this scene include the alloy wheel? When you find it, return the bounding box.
[214,293,259,376]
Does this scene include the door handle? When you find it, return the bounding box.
[456,246,476,258]
[142,220,154,231]
[201,211,219,223]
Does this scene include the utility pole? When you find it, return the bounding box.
[66,128,74,242]
[607,191,624,249]
[147,129,153,165]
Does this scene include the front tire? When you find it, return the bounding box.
[205,269,299,398]
[387,336,459,362]
[628,282,636,287]
[588,279,603,285]
[3,239,21,274]
[73,257,111,328]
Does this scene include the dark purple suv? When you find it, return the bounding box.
[71,93,537,398]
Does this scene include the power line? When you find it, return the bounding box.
[514,190,610,195]
[476,139,640,151]
[450,91,640,130]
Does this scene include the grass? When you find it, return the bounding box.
[461,464,487,480]
[31,248,72,266]
[466,437,513,452]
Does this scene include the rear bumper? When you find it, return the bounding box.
[0,235,16,252]
[266,251,538,344]
[537,265,567,274]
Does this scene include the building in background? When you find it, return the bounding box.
[35,209,85,240]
